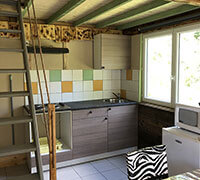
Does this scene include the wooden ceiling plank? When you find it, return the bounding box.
[46,0,85,24]
[166,0,200,6]
[117,4,199,30]
[73,0,132,27]
[96,0,170,28]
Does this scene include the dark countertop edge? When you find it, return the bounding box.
[24,101,138,114]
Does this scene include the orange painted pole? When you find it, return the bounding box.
[48,104,57,180]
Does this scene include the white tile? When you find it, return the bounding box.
[50,93,62,103]
[103,91,113,99]
[72,163,98,177]
[33,94,38,104]
[62,70,73,81]
[111,70,121,80]
[73,92,83,101]
[30,70,38,82]
[91,159,116,172]
[121,70,126,80]
[73,81,83,92]
[103,80,112,90]
[94,70,103,80]
[107,156,127,169]
[101,168,127,180]
[50,82,61,93]
[81,173,106,180]
[0,168,6,180]
[84,92,94,100]
[132,70,139,81]
[57,167,81,180]
[38,94,48,104]
[103,70,112,80]
[73,70,83,81]
[126,91,138,101]
[39,70,49,82]
[132,80,139,92]
[84,81,93,91]
[121,80,127,90]
[93,91,103,100]
[126,81,133,91]
[111,80,121,90]
[38,82,50,94]
[62,93,73,102]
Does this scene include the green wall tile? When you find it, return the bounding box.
[50,70,61,82]
[83,70,93,80]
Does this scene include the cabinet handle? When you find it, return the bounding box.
[89,111,92,114]
[175,139,182,144]
[101,66,105,69]
[108,108,111,111]
[104,117,108,120]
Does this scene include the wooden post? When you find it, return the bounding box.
[48,104,57,180]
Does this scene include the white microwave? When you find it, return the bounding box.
[175,104,200,134]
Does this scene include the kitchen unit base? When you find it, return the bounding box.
[31,146,137,172]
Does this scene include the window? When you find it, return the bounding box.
[143,31,173,106]
[142,24,200,107]
[176,28,200,107]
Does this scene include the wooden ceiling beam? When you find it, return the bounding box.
[117,4,199,30]
[166,0,200,6]
[46,0,85,24]
[73,0,132,27]
[96,0,170,28]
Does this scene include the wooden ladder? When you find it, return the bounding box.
[0,0,44,179]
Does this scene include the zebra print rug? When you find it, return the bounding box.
[126,145,168,180]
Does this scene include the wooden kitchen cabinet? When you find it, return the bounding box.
[72,108,108,159]
[94,34,131,69]
[108,105,138,151]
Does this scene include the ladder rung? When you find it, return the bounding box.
[7,174,39,180]
[0,69,26,73]
[0,11,18,17]
[0,144,36,157]
[0,91,29,98]
[0,0,17,6]
[0,29,21,33]
[0,116,32,126]
[0,48,24,52]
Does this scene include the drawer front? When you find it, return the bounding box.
[73,108,108,120]
[108,105,138,116]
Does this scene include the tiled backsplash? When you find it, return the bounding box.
[25,69,139,104]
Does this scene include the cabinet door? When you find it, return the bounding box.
[72,116,108,159]
[163,130,200,176]
[108,105,138,151]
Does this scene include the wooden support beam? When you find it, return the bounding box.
[117,4,199,30]
[96,0,170,28]
[22,0,31,17]
[46,0,85,24]
[166,0,200,6]
[74,0,132,27]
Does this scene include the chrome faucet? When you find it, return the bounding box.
[112,92,121,100]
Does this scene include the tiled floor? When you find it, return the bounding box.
[0,155,128,180]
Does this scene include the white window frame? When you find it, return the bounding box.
[142,23,200,108]
[142,29,175,107]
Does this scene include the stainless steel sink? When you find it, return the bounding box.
[103,98,126,103]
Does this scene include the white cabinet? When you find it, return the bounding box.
[94,34,131,69]
[162,127,200,176]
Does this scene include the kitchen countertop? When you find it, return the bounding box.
[24,99,137,114]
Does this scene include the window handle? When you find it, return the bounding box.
[170,76,175,81]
